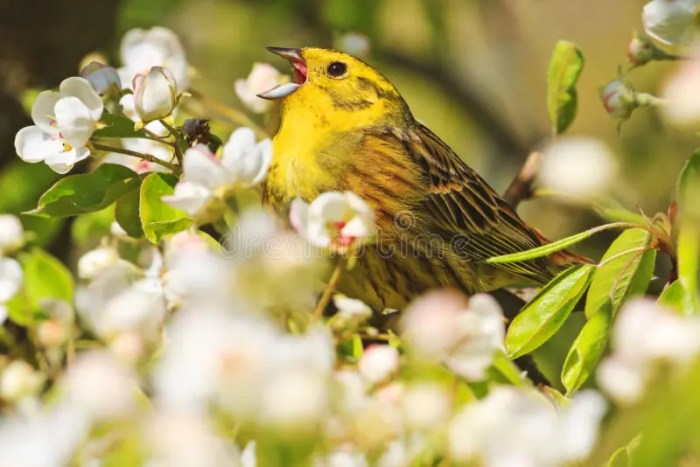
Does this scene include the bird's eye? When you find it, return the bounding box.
[327,61,347,77]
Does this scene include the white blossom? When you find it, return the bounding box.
[358,345,400,385]
[77,246,120,280]
[0,215,24,253]
[598,299,700,404]
[14,77,103,173]
[661,51,700,126]
[642,0,698,45]
[401,383,451,431]
[401,291,504,380]
[599,80,638,120]
[0,361,45,403]
[333,294,372,325]
[235,63,285,113]
[133,66,179,123]
[539,137,618,198]
[448,386,606,467]
[290,191,376,252]
[0,257,22,303]
[119,26,189,90]
[163,130,271,216]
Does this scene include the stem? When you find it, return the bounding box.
[503,151,542,207]
[188,89,267,138]
[158,119,188,164]
[92,142,180,173]
[313,257,348,322]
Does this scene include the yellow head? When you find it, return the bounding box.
[259,47,411,129]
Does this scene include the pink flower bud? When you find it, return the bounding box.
[80,61,121,96]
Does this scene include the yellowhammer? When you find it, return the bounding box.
[260,47,584,312]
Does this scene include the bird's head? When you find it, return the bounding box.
[258,47,408,124]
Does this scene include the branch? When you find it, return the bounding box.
[503,151,542,207]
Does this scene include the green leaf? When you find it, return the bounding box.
[561,299,614,394]
[658,280,686,313]
[547,40,584,134]
[585,228,656,319]
[93,113,148,139]
[490,350,525,387]
[676,223,700,315]
[506,264,594,359]
[71,206,115,246]
[677,150,700,211]
[487,222,628,265]
[7,248,74,326]
[115,185,144,238]
[139,173,191,243]
[27,164,140,218]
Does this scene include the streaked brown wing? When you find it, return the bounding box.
[391,123,555,284]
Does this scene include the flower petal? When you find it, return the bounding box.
[162,182,213,215]
[0,257,23,302]
[55,96,96,149]
[31,91,61,134]
[44,146,89,174]
[251,138,273,185]
[14,126,63,163]
[59,76,104,122]
[309,192,350,223]
[220,127,266,185]
[182,144,229,190]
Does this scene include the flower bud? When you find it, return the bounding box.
[133,66,178,123]
[81,61,122,96]
[599,80,637,120]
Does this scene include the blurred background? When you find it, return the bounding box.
[0,0,691,380]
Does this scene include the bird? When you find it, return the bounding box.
[259,47,585,313]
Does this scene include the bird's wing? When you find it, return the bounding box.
[377,123,555,284]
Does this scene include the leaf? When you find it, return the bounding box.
[27,164,140,218]
[506,264,594,359]
[677,149,700,209]
[115,185,144,238]
[658,280,686,313]
[585,228,656,319]
[139,173,191,243]
[561,299,614,394]
[676,222,700,315]
[7,248,74,326]
[71,206,115,246]
[547,40,585,134]
[487,222,627,265]
[490,350,525,387]
[93,113,148,139]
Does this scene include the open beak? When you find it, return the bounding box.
[257,47,307,100]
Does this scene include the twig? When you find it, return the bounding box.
[91,142,180,173]
[313,257,348,322]
[503,151,542,207]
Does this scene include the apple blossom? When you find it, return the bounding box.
[80,61,121,96]
[358,345,400,385]
[14,77,103,173]
[598,299,700,404]
[539,136,618,198]
[332,294,372,327]
[401,291,505,380]
[77,246,120,280]
[290,191,376,252]
[163,129,272,216]
[401,383,451,430]
[0,360,45,403]
[661,51,700,126]
[119,26,189,90]
[0,214,23,253]
[642,0,698,45]
[235,63,285,113]
[448,386,606,466]
[133,66,179,123]
[0,257,22,303]
[599,79,639,120]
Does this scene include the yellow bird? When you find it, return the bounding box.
[260,47,583,312]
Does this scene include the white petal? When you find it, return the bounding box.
[31,91,61,134]
[341,216,373,239]
[220,127,264,185]
[251,138,273,185]
[309,192,350,223]
[55,96,96,148]
[642,0,697,45]
[14,126,64,163]
[0,257,23,302]
[289,198,310,235]
[162,182,213,215]
[182,145,229,190]
[134,67,177,122]
[59,76,104,121]
[0,304,7,325]
[45,146,89,174]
